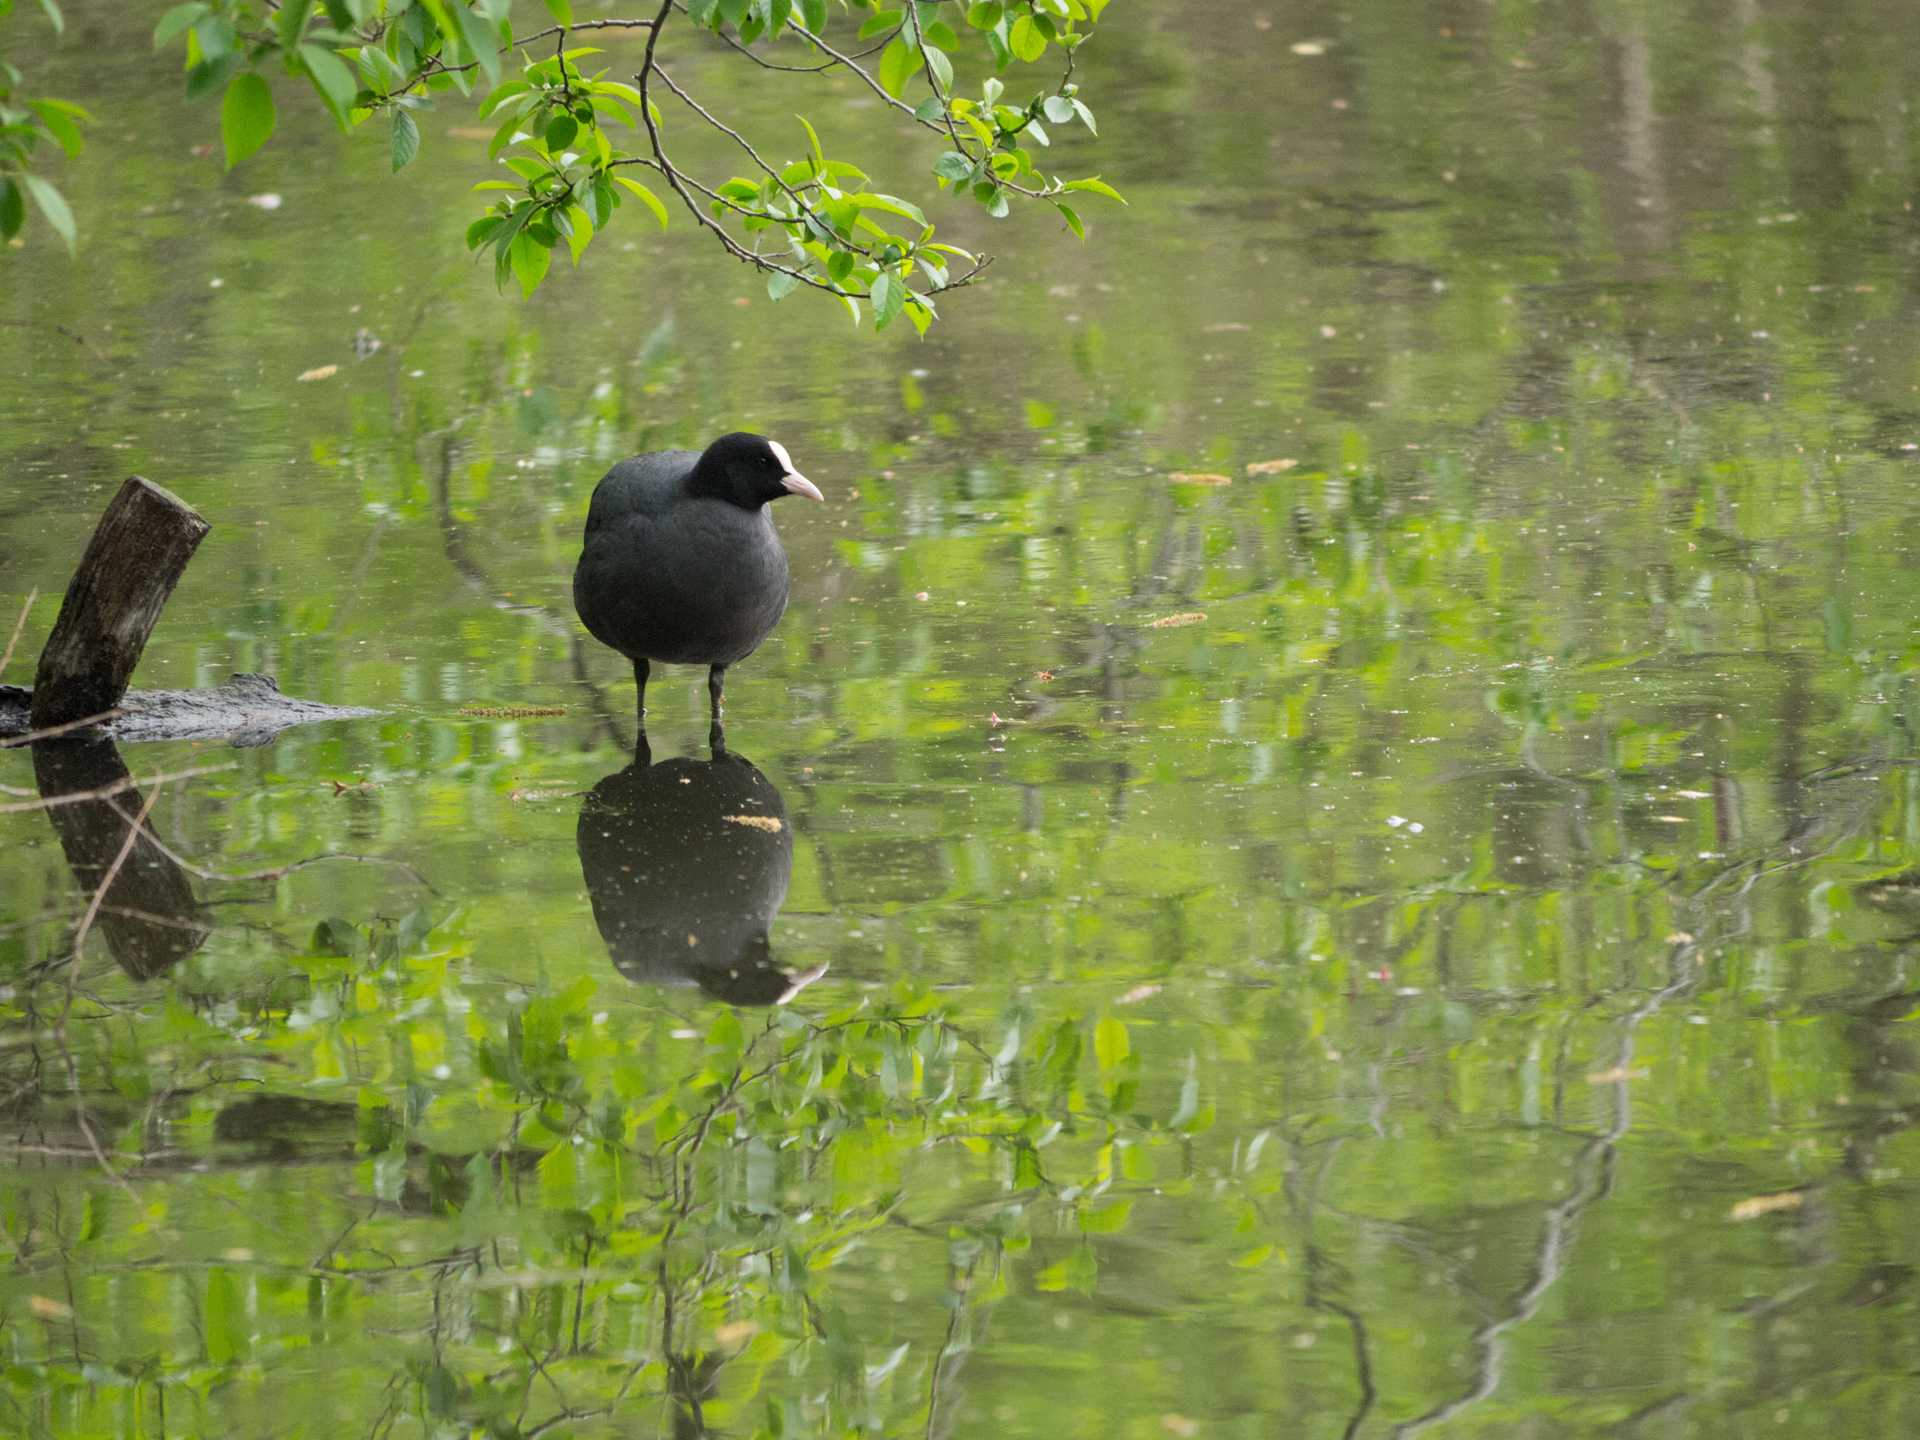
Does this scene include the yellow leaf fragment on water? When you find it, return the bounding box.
[1585,1066,1648,1084]
[1245,458,1299,475]
[1290,39,1327,55]
[1169,471,1232,486]
[1654,814,1688,823]
[28,1295,72,1320]
[1162,1416,1201,1439]
[1231,1243,1276,1268]
[1116,983,1162,1005]
[1730,1190,1805,1221]
[1675,789,1712,799]
[1149,612,1207,629]
[724,814,784,833]
[297,364,339,382]
[713,1320,758,1347]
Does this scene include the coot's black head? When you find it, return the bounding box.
[691,432,824,509]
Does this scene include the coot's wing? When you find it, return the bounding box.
[583,450,701,535]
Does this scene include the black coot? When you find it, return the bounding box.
[572,432,823,724]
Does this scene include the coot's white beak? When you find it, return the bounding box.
[768,439,824,501]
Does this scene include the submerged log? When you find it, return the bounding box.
[1,672,378,747]
[30,477,210,731]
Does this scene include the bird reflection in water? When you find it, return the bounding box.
[576,723,824,1006]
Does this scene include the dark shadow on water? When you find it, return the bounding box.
[576,724,824,1007]
[31,738,210,979]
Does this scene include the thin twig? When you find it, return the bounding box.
[94,793,436,892]
[0,588,36,680]
[61,782,164,1021]
[0,708,125,748]
[0,763,234,814]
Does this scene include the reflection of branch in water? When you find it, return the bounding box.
[1392,949,1699,1438]
[924,1248,994,1440]
[1287,1134,1377,1440]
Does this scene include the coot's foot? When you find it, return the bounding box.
[632,657,650,727]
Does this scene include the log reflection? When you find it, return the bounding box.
[32,738,209,979]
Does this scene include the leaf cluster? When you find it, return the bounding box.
[0,0,88,251]
[127,0,1128,331]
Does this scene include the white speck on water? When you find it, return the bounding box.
[246,193,282,210]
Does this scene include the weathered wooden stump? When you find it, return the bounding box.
[30,477,210,731]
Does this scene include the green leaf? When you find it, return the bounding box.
[454,2,502,86]
[300,44,358,127]
[858,8,903,39]
[0,179,24,240]
[850,192,925,224]
[766,268,801,301]
[718,0,749,26]
[796,113,824,176]
[153,2,209,48]
[827,248,855,284]
[1053,199,1083,238]
[934,150,973,182]
[465,213,505,249]
[391,107,420,171]
[1094,1015,1129,1069]
[1079,1199,1133,1233]
[275,0,314,50]
[871,269,905,330]
[613,174,669,228]
[545,114,578,151]
[878,36,916,98]
[904,296,933,335]
[923,44,952,93]
[543,0,573,21]
[800,0,826,29]
[510,230,553,297]
[965,0,1003,28]
[1008,13,1047,62]
[220,73,275,169]
[37,0,65,35]
[1070,97,1097,135]
[194,14,238,61]
[28,101,85,158]
[205,1270,243,1366]
[1063,175,1126,204]
[1043,94,1074,124]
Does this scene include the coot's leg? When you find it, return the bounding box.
[707,663,727,719]
[632,658,650,724]
[709,716,728,758]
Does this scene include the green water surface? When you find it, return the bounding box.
[6,1,1920,1435]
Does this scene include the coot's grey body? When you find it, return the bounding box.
[571,433,822,723]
